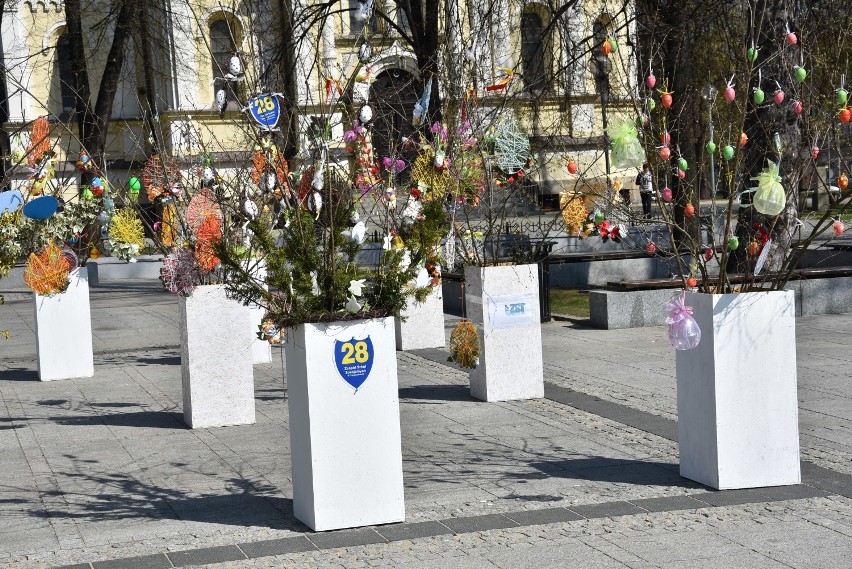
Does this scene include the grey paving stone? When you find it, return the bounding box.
[756,484,833,502]
[569,500,646,519]
[440,514,519,534]
[502,507,584,526]
[801,461,852,498]
[237,536,317,558]
[91,554,172,569]
[690,488,771,507]
[166,545,246,566]
[55,564,93,569]
[629,495,710,512]
[374,520,454,542]
[307,527,386,549]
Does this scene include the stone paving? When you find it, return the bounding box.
[1,280,851,568]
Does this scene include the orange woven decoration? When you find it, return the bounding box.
[161,202,177,247]
[251,150,265,185]
[194,215,221,274]
[559,192,588,236]
[448,321,480,369]
[142,154,183,201]
[24,243,73,296]
[186,188,221,231]
[27,117,51,168]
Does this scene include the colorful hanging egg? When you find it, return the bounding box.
[728,236,740,251]
[646,74,656,89]
[724,86,736,103]
[747,241,759,256]
[677,157,688,171]
[359,104,374,124]
[660,146,671,160]
[567,160,578,174]
[794,66,807,83]
[91,177,104,196]
[602,39,612,56]
[677,169,686,180]
[753,88,765,104]
[723,145,735,160]
[838,88,849,107]
[791,100,803,115]
[704,247,714,261]
[834,220,845,235]
[594,211,605,224]
[839,173,848,190]
[685,203,695,217]
[786,32,797,44]
[811,146,820,160]
[839,108,851,124]
[648,98,656,111]
[661,92,673,108]
[686,277,698,288]
[774,89,785,105]
[705,141,717,154]
[661,187,673,202]
[647,242,657,255]
[740,132,749,146]
[747,47,758,62]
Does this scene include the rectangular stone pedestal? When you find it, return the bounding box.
[464,264,544,402]
[285,317,405,531]
[34,268,94,381]
[179,285,255,428]
[677,290,800,489]
[395,286,445,350]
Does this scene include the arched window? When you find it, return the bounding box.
[210,18,236,80]
[55,32,76,118]
[521,11,546,91]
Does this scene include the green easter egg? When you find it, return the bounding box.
[795,66,807,83]
[722,145,735,160]
[677,157,688,171]
[753,88,765,104]
[82,187,94,200]
[705,141,717,154]
[594,211,605,224]
[838,89,848,106]
[747,47,758,62]
[648,98,656,111]
[128,176,141,192]
[728,236,740,251]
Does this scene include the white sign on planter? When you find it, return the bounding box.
[179,285,255,428]
[285,317,405,531]
[464,264,544,402]
[677,290,800,489]
[33,268,94,381]
[395,285,445,351]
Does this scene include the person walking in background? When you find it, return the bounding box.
[636,163,654,218]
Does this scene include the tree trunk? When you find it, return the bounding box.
[278,0,300,159]
[397,0,442,124]
[63,0,94,145]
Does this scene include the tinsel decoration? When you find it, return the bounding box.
[492,118,530,174]
[108,208,145,262]
[160,246,199,296]
[448,320,480,369]
[161,201,177,247]
[24,243,72,296]
[142,154,183,202]
[194,215,221,274]
[409,147,450,200]
[559,192,589,236]
[27,116,51,168]
[186,188,221,231]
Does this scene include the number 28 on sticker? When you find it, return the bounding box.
[254,96,275,112]
[340,340,369,364]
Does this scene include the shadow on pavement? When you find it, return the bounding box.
[398,384,476,402]
[530,457,708,490]
[0,367,39,381]
[49,410,187,430]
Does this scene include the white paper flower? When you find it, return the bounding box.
[348,221,366,243]
[348,278,366,297]
[310,271,320,295]
[382,234,392,250]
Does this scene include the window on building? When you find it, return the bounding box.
[209,17,242,108]
[56,32,76,118]
[396,6,411,35]
[521,11,546,91]
[349,0,379,34]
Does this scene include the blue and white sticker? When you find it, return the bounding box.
[334,336,375,391]
[489,294,536,328]
[247,94,281,130]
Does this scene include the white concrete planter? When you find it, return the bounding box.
[395,286,445,351]
[179,285,255,429]
[34,268,94,381]
[464,264,544,402]
[285,316,404,531]
[677,290,800,489]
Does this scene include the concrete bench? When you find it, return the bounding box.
[87,255,164,286]
[590,269,852,329]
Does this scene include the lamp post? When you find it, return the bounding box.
[591,52,613,194]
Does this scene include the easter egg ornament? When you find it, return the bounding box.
[785,24,797,45]
[839,173,848,190]
[752,88,765,105]
[728,236,739,251]
[794,66,807,83]
[705,141,717,154]
[566,160,578,174]
[660,146,671,160]
[647,73,656,89]
[747,46,758,62]
[601,38,612,56]
[594,211,605,224]
[724,76,736,103]
[22,195,59,220]
[661,187,673,202]
[722,145,735,160]
[739,131,749,147]
[647,98,656,112]
[811,146,820,160]
[647,242,657,255]
[704,247,714,261]
[773,89,785,106]
[834,219,845,235]
[685,203,695,217]
[839,108,851,124]
[661,91,673,108]
[791,100,803,115]
[677,157,688,171]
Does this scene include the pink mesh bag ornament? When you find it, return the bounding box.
[664,292,701,350]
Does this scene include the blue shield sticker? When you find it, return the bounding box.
[334,336,375,391]
[248,94,281,130]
